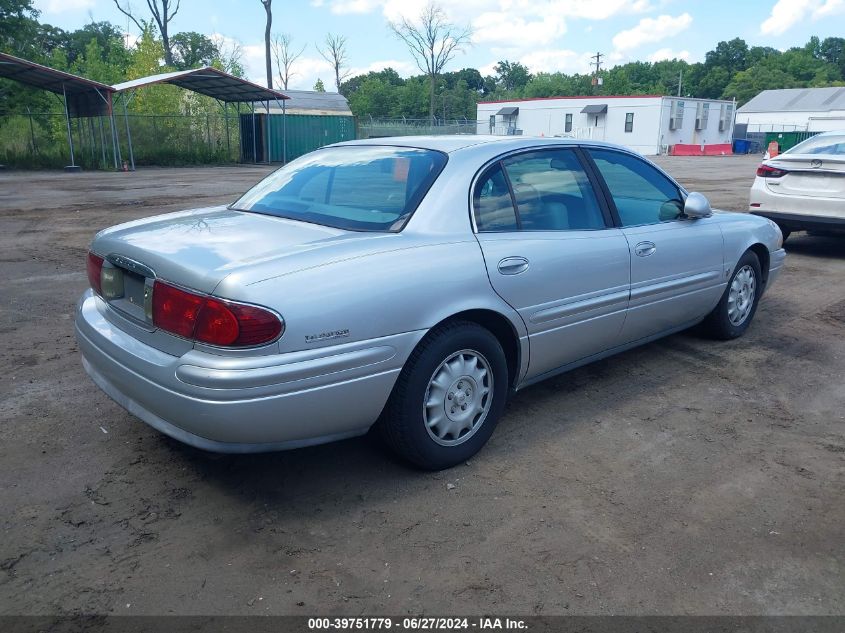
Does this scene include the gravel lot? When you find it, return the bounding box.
[1,155,843,616]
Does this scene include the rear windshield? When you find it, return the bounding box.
[231,146,447,231]
[785,135,845,156]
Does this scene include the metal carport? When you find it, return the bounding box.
[0,52,119,170]
[112,67,289,169]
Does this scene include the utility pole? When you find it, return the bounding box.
[590,51,604,94]
[591,51,604,76]
[677,68,683,97]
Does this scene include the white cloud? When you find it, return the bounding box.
[760,0,815,35]
[612,13,692,52]
[315,0,653,34]
[473,12,566,47]
[348,59,417,77]
[815,0,845,17]
[284,56,334,90]
[328,0,383,14]
[34,0,94,12]
[518,49,596,75]
[647,48,690,62]
[760,0,844,35]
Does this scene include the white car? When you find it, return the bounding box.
[750,131,845,240]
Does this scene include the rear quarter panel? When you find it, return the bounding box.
[213,236,529,375]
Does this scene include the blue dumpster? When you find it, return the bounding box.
[732,139,751,154]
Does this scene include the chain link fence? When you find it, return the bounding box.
[357,117,480,139]
[0,112,242,169]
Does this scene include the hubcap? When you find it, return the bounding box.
[423,349,493,446]
[727,265,756,326]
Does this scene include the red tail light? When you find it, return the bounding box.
[757,164,788,178]
[152,280,204,339]
[87,252,104,295]
[151,280,283,347]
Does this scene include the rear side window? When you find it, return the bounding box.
[588,149,684,227]
[474,164,518,231]
[785,135,845,156]
[474,149,606,232]
[232,146,447,231]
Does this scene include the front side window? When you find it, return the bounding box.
[624,113,634,133]
[588,149,684,227]
[565,113,573,133]
[232,146,447,231]
[475,149,605,232]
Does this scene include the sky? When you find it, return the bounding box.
[32,0,845,91]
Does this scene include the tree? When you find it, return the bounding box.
[313,78,326,92]
[819,37,845,79]
[0,0,40,57]
[705,38,750,73]
[271,33,306,90]
[494,60,532,92]
[210,34,245,77]
[389,2,472,122]
[260,0,272,88]
[317,33,350,93]
[171,32,219,69]
[723,65,795,104]
[112,0,181,66]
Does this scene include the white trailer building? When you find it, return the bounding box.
[735,87,845,133]
[476,95,736,155]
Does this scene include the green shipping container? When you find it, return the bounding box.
[266,113,355,162]
[239,113,356,163]
[764,131,819,153]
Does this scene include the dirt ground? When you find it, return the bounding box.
[0,155,843,616]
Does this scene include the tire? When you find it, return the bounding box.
[379,320,509,470]
[701,251,762,340]
[776,224,791,243]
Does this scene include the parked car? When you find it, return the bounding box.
[77,137,785,470]
[750,131,845,240]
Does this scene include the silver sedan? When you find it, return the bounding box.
[76,137,786,469]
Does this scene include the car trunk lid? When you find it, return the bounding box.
[90,206,394,352]
[765,155,845,199]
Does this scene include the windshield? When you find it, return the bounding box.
[231,146,448,231]
[785,134,845,156]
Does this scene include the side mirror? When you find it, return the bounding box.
[684,192,712,219]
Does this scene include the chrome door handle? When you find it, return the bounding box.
[634,241,656,257]
[497,256,529,275]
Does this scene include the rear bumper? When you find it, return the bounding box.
[75,291,420,453]
[751,211,845,233]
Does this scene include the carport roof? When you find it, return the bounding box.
[0,52,114,116]
[112,67,289,103]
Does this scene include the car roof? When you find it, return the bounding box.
[330,135,628,154]
[808,130,845,138]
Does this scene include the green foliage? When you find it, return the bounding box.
[494,60,532,91]
[0,0,39,58]
[2,4,845,167]
[171,32,219,70]
[342,35,845,119]
[313,78,326,92]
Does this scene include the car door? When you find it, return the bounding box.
[586,148,725,344]
[473,147,631,381]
